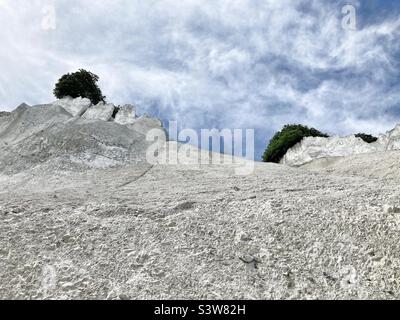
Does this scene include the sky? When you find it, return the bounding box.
[1,0,400,160]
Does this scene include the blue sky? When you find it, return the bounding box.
[1,0,400,160]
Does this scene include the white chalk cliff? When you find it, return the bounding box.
[0,97,164,173]
[281,124,400,166]
[1,97,400,300]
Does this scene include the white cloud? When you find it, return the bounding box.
[1,0,400,157]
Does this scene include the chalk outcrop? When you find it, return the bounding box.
[82,102,115,121]
[281,125,400,166]
[281,135,382,166]
[53,97,91,117]
[2,127,400,300]
[0,97,163,174]
[382,124,400,151]
[114,104,136,125]
[2,98,400,300]
[127,114,163,135]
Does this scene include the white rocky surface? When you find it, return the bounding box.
[0,98,163,174]
[82,102,115,121]
[53,97,91,117]
[114,104,136,125]
[383,124,400,151]
[302,150,400,181]
[281,135,381,166]
[127,115,163,135]
[0,99,400,300]
[0,103,72,146]
[281,125,400,166]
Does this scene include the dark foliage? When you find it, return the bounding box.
[53,69,105,105]
[262,124,329,163]
[355,133,378,143]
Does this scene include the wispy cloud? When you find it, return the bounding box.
[1,0,400,159]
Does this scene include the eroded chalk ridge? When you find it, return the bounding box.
[0,97,164,173]
[281,124,400,166]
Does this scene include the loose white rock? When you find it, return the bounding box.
[53,97,92,117]
[82,102,115,121]
[114,104,136,125]
[128,114,163,135]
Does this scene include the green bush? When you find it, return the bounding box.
[262,124,329,163]
[53,69,106,105]
[355,133,378,143]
